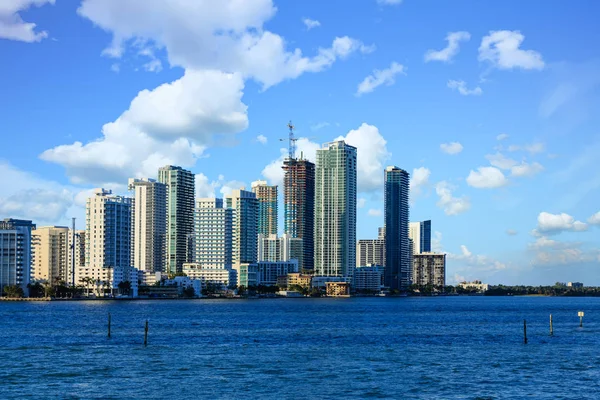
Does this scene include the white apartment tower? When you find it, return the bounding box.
[258,233,304,266]
[194,198,233,269]
[129,178,167,273]
[83,189,132,284]
[314,140,357,279]
[356,228,386,267]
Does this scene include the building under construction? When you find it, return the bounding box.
[281,122,315,271]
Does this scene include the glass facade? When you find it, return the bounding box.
[384,166,410,290]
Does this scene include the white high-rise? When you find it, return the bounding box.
[193,198,233,269]
[83,189,132,287]
[314,140,357,279]
[258,233,303,266]
[129,178,167,273]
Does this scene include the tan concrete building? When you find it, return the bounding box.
[31,226,85,285]
[277,273,312,288]
[326,281,350,297]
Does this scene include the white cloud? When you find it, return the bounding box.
[310,122,330,131]
[110,63,120,73]
[535,212,588,235]
[431,231,443,253]
[356,62,405,96]
[447,80,482,96]
[440,142,463,155]
[0,162,85,226]
[424,31,470,63]
[367,209,382,217]
[529,238,598,266]
[338,123,390,192]
[507,142,545,154]
[478,30,544,70]
[357,197,367,208]
[257,134,268,144]
[506,229,518,236]
[220,179,246,196]
[377,0,402,4]
[435,181,470,215]
[485,152,517,170]
[41,69,247,185]
[78,0,371,90]
[588,212,600,225]
[496,133,509,141]
[410,167,430,197]
[466,167,508,189]
[510,161,544,177]
[195,173,217,198]
[0,0,55,42]
[302,18,320,30]
[447,245,507,272]
[143,59,163,73]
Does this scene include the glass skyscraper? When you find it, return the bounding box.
[251,180,278,236]
[384,166,410,290]
[158,165,195,275]
[314,141,357,279]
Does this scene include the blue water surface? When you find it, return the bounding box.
[1,297,599,399]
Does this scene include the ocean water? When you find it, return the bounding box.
[1,297,599,399]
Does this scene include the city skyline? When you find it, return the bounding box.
[1,1,600,286]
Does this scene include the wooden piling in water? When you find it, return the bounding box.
[550,314,553,336]
[108,312,111,338]
[523,319,528,344]
[144,320,149,347]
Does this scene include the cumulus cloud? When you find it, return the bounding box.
[41,69,247,185]
[410,167,430,198]
[466,167,508,189]
[440,142,463,155]
[261,138,321,187]
[302,18,320,30]
[435,181,470,215]
[367,209,382,217]
[510,161,544,177]
[356,62,406,96]
[257,134,268,144]
[424,31,470,63]
[447,245,507,272]
[478,30,544,70]
[529,238,598,266]
[79,0,371,89]
[485,152,517,170]
[0,0,55,42]
[588,212,600,225]
[534,212,588,235]
[338,123,390,192]
[496,133,509,141]
[220,179,246,196]
[447,80,482,96]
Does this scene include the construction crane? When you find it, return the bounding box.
[280,120,298,161]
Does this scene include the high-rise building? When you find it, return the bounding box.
[356,227,386,267]
[409,220,432,254]
[129,178,167,273]
[314,140,357,279]
[258,233,303,266]
[384,166,410,291]
[194,198,233,269]
[158,165,195,275]
[251,180,278,236]
[412,253,445,288]
[282,156,315,270]
[225,189,259,267]
[83,189,132,286]
[31,226,83,285]
[0,219,35,295]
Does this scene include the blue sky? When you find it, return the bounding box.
[1,0,600,285]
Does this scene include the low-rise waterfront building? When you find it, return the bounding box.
[353,265,385,292]
[311,275,350,289]
[182,263,236,289]
[277,273,312,288]
[459,280,489,292]
[326,281,350,297]
[567,282,583,288]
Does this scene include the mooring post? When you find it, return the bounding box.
[578,311,584,328]
[108,312,111,338]
[523,319,528,344]
[550,314,553,336]
[144,320,149,347]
